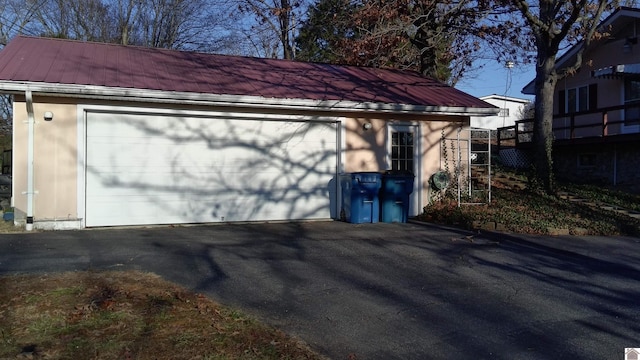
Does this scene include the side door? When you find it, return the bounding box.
[387,124,421,216]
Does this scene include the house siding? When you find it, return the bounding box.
[11,95,468,228]
[470,96,529,130]
[12,97,78,223]
[555,36,640,137]
[343,113,466,212]
[550,25,640,187]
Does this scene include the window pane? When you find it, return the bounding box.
[625,105,640,124]
[624,80,640,124]
[392,133,398,145]
[391,131,415,173]
[567,88,577,113]
[625,79,640,102]
[578,86,588,112]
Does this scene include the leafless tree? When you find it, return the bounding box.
[111,0,142,45]
[0,0,46,142]
[1,0,44,45]
[234,0,307,59]
[34,0,115,41]
[31,0,233,50]
[503,0,615,193]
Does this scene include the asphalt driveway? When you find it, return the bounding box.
[1,221,639,359]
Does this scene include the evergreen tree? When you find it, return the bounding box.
[295,0,358,63]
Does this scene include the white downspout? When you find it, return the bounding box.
[25,90,35,231]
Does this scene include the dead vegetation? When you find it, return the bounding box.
[0,270,324,360]
[0,219,22,233]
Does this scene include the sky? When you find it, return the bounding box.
[454,60,536,101]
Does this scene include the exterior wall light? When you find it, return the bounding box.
[363,122,372,131]
[43,111,54,121]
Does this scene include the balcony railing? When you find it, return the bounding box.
[1,149,10,175]
[497,102,640,150]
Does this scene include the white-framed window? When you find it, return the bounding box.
[624,78,640,125]
[498,108,509,117]
[566,86,589,113]
[390,131,414,173]
[558,84,597,115]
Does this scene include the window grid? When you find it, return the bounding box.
[391,131,414,173]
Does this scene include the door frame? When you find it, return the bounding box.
[386,123,422,216]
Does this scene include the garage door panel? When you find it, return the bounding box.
[87,189,331,226]
[88,168,328,192]
[85,112,338,227]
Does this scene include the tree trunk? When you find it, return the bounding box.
[279,0,293,59]
[532,50,557,194]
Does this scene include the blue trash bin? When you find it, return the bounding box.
[340,172,382,223]
[380,172,414,223]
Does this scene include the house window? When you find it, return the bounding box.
[498,108,509,117]
[558,84,597,115]
[624,78,640,125]
[391,131,414,173]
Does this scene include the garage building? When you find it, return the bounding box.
[0,36,496,230]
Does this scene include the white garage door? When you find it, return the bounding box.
[85,111,338,227]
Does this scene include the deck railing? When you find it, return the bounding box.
[496,103,640,150]
[1,149,10,175]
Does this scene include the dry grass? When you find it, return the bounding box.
[0,219,23,233]
[0,271,324,360]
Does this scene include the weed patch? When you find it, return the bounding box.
[419,169,640,236]
[0,271,324,360]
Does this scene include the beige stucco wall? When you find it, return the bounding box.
[12,96,78,223]
[11,95,470,226]
[343,113,467,211]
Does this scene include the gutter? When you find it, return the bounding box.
[0,81,499,117]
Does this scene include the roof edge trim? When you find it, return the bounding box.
[0,82,499,116]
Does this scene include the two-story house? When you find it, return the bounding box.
[520,6,640,189]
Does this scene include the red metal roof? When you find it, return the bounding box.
[0,36,492,109]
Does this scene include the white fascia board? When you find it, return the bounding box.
[480,94,531,104]
[0,81,499,117]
